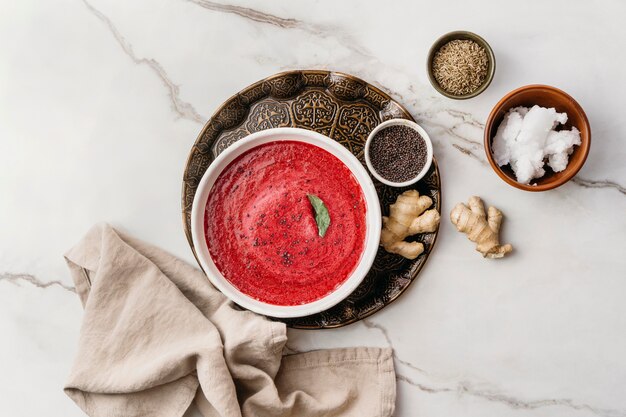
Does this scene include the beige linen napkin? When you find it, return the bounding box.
[64,224,395,417]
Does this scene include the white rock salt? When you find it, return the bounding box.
[491,105,581,184]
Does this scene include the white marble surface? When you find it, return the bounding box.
[2,0,626,416]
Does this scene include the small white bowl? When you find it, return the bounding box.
[191,127,381,318]
[364,119,434,187]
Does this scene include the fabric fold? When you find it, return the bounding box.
[64,223,396,417]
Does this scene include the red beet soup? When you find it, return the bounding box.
[204,141,367,306]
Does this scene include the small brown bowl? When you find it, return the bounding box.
[484,85,591,191]
[427,31,496,100]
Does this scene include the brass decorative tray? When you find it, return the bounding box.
[182,70,441,329]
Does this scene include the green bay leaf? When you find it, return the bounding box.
[307,194,330,237]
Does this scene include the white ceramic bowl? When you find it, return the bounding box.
[191,127,381,318]
[364,119,434,187]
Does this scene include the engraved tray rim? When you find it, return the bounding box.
[181,69,442,329]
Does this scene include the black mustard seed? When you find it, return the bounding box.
[369,125,427,183]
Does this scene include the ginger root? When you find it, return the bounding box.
[381,190,440,259]
[450,196,513,259]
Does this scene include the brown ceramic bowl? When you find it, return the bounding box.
[484,85,591,191]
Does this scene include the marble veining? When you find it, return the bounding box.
[2,0,626,416]
[185,0,374,59]
[571,177,626,196]
[0,272,76,293]
[361,319,626,417]
[81,0,205,123]
[395,374,625,417]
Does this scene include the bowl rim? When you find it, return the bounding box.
[484,84,591,192]
[190,127,382,318]
[427,30,496,100]
[364,119,434,187]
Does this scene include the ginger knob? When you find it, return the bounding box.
[450,196,513,259]
[381,190,441,259]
